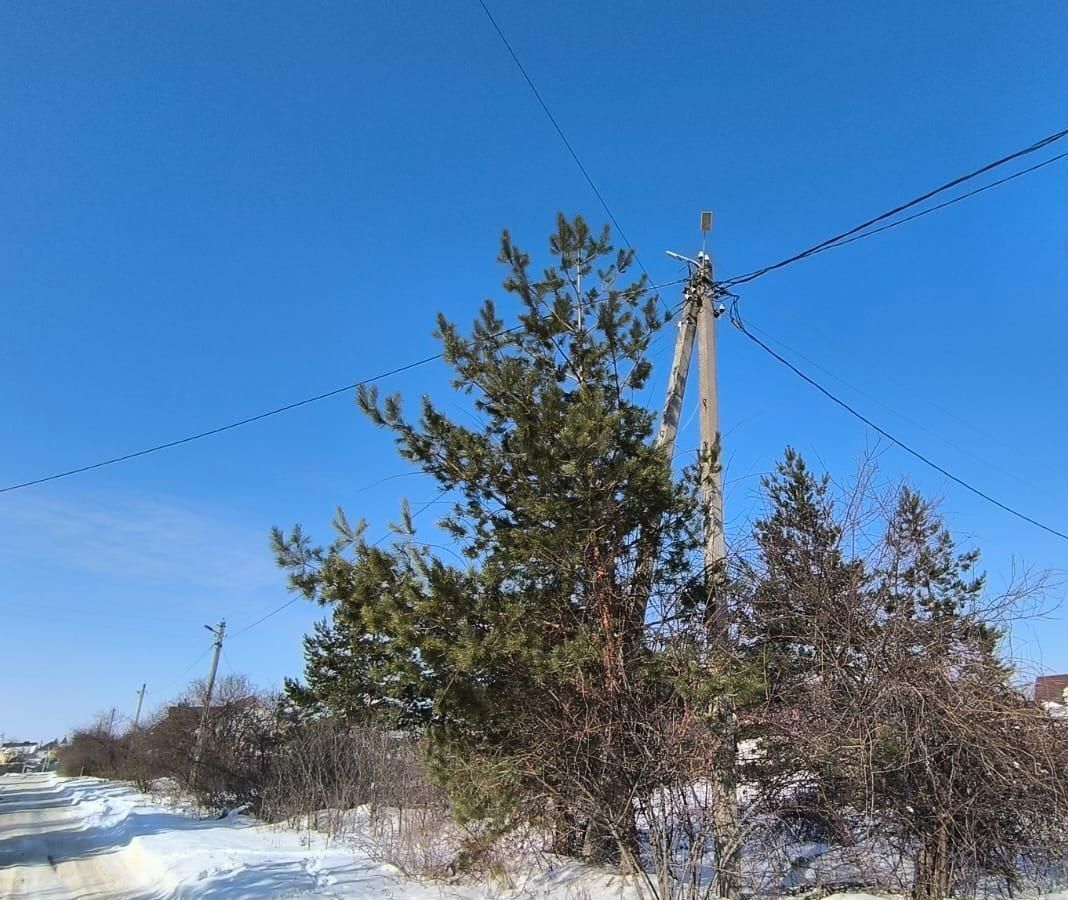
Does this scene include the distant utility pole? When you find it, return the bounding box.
[192,620,225,780]
[133,683,147,729]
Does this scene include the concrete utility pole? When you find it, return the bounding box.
[661,217,726,574]
[192,620,225,779]
[658,214,740,899]
[200,621,226,726]
[656,282,700,451]
[693,250,726,567]
[133,683,147,729]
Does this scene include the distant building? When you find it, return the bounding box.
[0,740,47,773]
[1034,674,1068,705]
[0,741,39,763]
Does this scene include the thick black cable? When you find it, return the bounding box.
[724,128,1068,287]
[728,299,1068,542]
[801,151,1068,255]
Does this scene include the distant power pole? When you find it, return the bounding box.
[192,620,226,779]
[133,683,147,729]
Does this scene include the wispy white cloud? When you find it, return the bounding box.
[0,492,278,593]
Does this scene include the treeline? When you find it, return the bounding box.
[57,677,442,829]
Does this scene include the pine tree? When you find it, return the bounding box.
[274,215,708,871]
[875,486,986,633]
[744,447,868,699]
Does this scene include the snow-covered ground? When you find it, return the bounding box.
[3,772,1066,900]
[0,772,640,899]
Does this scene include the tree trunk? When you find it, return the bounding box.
[913,821,954,900]
[709,694,742,899]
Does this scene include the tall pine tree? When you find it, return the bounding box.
[274,216,708,871]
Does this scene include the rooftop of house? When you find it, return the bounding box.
[1034,673,1068,704]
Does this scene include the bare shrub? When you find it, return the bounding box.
[56,715,126,777]
[262,718,458,875]
[107,675,283,816]
[264,721,436,827]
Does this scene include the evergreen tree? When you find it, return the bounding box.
[744,447,868,700]
[273,513,435,729]
[867,487,1022,900]
[875,486,987,639]
[274,215,707,871]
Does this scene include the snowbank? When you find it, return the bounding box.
[0,773,646,898]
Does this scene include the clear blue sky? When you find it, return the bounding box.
[2,1,1065,739]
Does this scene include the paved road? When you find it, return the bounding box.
[0,773,157,899]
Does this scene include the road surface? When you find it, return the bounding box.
[0,773,157,899]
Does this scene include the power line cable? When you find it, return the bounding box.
[475,0,655,282]
[1,279,684,495]
[791,151,1068,256]
[739,319,1051,496]
[723,127,1068,287]
[231,597,302,639]
[750,308,1055,483]
[6,121,1063,496]
[156,643,215,701]
[727,298,1068,542]
[0,353,441,494]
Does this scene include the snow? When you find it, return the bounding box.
[0,772,641,899]
[3,772,1066,899]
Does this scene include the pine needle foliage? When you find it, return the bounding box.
[273,216,709,871]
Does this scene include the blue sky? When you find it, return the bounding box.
[1,1,1065,739]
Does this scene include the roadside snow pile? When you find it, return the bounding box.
[9,775,1066,900]
[12,774,644,899]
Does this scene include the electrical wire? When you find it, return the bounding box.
[7,121,1065,496]
[156,643,215,699]
[1,278,684,495]
[474,0,655,283]
[230,597,302,639]
[0,353,441,494]
[738,319,1051,496]
[727,298,1068,542]
[723,127,1068,287]
[744,312,1055,491]
[789,151,1068,257]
